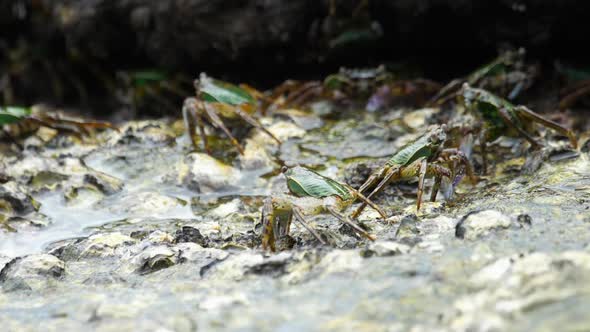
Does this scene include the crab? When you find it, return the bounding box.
[555,62,590,111]
[270,65,440,111]
[429,48,535,106]
[1,105,117,147]
[558,79,590,110]
[350,125,476,218]
[460,83,578,172]
[267,65,394,110]
[261,165,387,252]
[182,73,281,155]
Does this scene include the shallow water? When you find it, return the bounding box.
[1,109,589,331]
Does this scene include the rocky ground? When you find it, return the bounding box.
[1,104,589,331]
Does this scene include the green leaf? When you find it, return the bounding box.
[388,134,433,166]
[285,166,353,200]
[198,74,255,106]
[0,106,31,125]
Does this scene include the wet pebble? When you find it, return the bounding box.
[455,210,512,240]
[179,153,243,193]
[175,226,208,247]
[0,254,65,291]
[126,245,179,275]
[362,240,411,257]
[0,181,40,215]
[516,214,532,227]
[247,252,293,277]
[66,232,137,259]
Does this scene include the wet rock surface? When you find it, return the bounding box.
[1,108,589,331]
[0,254,65,291]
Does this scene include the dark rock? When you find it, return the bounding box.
[0,182,40,215]
[247,252,293,277]
[175,226,208,247]
[517,214,533,226]
[361,241,411,258]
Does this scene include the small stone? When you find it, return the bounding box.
[362,241,411,257]
[517,214,532,226]
[128,245,179,275]
[247,252,293,277]
[394,214,420,239]
[455,210,512,240]
[79,232,137,258]
[179,153,243,193]
[0,254,65,291]
[0,182,40,215]
[145,230,175,244]
[177,243,229,277]
[175,226,208,247]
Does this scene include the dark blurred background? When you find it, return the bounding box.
[2,0,590,119]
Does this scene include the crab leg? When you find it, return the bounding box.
[416,159,429,211]
[182,98,210,153]
[430,174,443,202]
[234,104,281,144]
[202,102,246,155]
[559,80,590,110]
[286,83,323,107]
[292,207,326,245]
[357,165,395,194]
[427,79,462,106]
[351,166,401,219]
[498,107,542,147]
[26,117,84,137]
[515,106,578,148]
[440,148,477,184]
[479,127,489,174]
[326,206,376,241]
[347,188,388,219]
[32,114,118,132]
[260,198,277,251]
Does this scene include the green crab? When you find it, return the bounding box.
[429,48,534,106]
[182,73,280,155]
[268,65,394,110]
[1,105,117,146]
[350,125,476,218]
[261,165,387,251]
[270,65,439,111]
[460,83,578,172]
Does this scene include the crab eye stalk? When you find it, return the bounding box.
[281,166,289,174]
